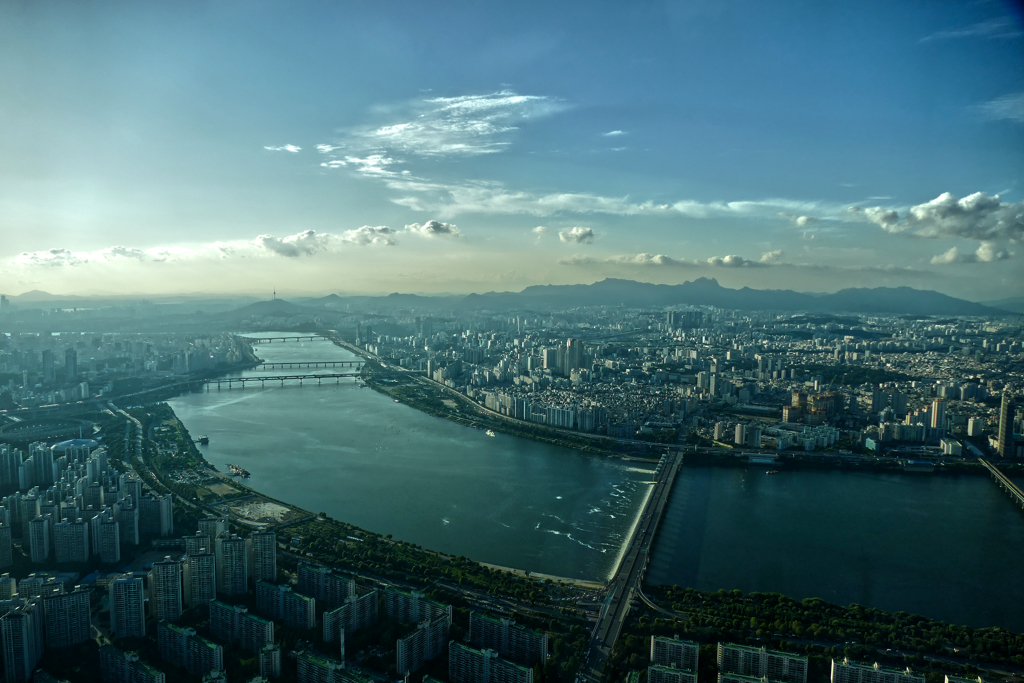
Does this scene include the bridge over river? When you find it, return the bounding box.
[205,373,361,388]
[980,458,1024,510]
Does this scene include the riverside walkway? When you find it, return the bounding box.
[980,458,1024,510]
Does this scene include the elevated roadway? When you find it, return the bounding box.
[980,458,1024,510]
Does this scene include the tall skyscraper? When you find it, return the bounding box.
[41,350,55,384]
[109,575,147,639]
[64,348,78,382]
[998,390,1016,459]
[930,398,946,434]
[150,557,183,623]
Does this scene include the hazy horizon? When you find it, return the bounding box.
[2,1,1022,300]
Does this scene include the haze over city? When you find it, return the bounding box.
[2,1,1023,300]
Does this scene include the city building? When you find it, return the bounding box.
[323,589,379,642]
[184,551,217,606]
[99,644,166,683]
[216,533,248,596]
[249,530,277,583]
[717,643,807,683]
[830,659,925,683]
[0,604,42,683]
[298,562,355,607]
[210,600,275,653]
[158,622,224,678]
[139,494,174,538]
[449,641,534,683]
[396,613,450,675]
[651,635,699,671]
[998,391,1016,459]
[649,665,698,683]
[385,585,452,624]
[42,588,91,649]
[109,575,147,639]
[469,611,548,666]
[149,557,183,623]
[53,519,90,563]
[256,580,316,629]
[29,515,50,563]
[260,643,282,679]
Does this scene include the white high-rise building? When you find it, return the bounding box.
[53,519,90,563]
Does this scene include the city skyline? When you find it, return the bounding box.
[1,1,1023,300]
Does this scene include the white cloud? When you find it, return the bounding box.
[705,254,768,268]
[559,227,594,244]
[920,18,1022,43]
[405,220,461,239]
[977,93,1024,124]
[760,249,784,263]
[264,144,302,153]
[858,192,1024,242]
[930,241,1012,264]
[11,248,87,268]
[602,130,627,137]
[341,226,397,246]
[316,144,341,153]
[532,226,549,234]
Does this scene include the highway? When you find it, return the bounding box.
[580,450,683,682]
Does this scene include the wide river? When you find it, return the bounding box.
[170,335,1024,631]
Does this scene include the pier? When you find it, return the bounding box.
[205,373,360,388]
[257,360,363,369]
[582,449,683,682]
[980,458,1024,510]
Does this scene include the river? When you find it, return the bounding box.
[169,334,1024,630]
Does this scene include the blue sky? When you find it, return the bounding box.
[1,0,1022,299]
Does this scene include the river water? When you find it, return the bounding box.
[168,335,1024,630]
[168,336,652,582]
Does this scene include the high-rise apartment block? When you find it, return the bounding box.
[296,650,369,683]
[149,557,183,623]
[42,589,91,649]
[396,613,450,675]
[250,531,277,583]
[139,494,174,538]
[469,611,548,666]
[157,622,224,679]
[53,519,90,563]
[29,515,50,563]
[998,391,1017,459]
[216,534,248,596]
[831,659,924,683]
[260,643,282,679]
[99,644,166,683]
[651,636,699,671]
[210,600,275,653]
[385,585,452,624]
[109,575,147,639]
[256,580,316,630]
[323,589,379,642]
[449,641,534,683]
[298,563,356,608]
[649,665,698,683]
[184,551,217,606]
[717,643,808,683]
[0,603,43,683]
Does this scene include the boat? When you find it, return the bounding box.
[227,464,251,478]
[486,430,496,437]
[197,435,209,445]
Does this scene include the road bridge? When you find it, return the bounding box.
[980,458,1024,510]
[243,335,323,344]
[257,360,363,369]
[205,373,360,388]
[581,450,683,682]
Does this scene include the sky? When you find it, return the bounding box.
[1,0,1022,301]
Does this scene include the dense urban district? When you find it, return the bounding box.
[0,284,1021,683]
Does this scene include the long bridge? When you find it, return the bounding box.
[205,373,360,388]
[980,458,1024,510]
[257,360,363,369]
[581,450,683,682]
[243,335,324,344]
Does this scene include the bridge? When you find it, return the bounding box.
[980,458,1024,510]
[243,335,324,344]
[581,450,683,682]
[204,373,360,388]
[258,360,364,369]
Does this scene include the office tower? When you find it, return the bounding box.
[216,534,248,596]
[651,635,699,671]
[0,524,11,568]
[298,563,355,607]
[256,581,315,629]
[184,551,217,606]
[41,350,55,384]
[109,575,147,639]
[649,666,697,683]
[1,606,43,683]
[323,589,379,642]
[385,586,452,624]
[100,644,167,683]
[566,338,583,372]
[64,348,78,382]
[0,575,15,600]
[449,642,534,683]
[29,516,50,563]
[998,391,1016,458]
[830,659,925,683]
[42,588,91,648]
[930,398,947,433]
[53,519,90,563]
[249,531,277,583]
[210,600,274,653]
[396,614,450,675]
[469,611,548,666]
[139,494,174,537]
[717,643,808,683]
[150,557,183,623]
[259,644,282,679]
[157,622,224,678]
